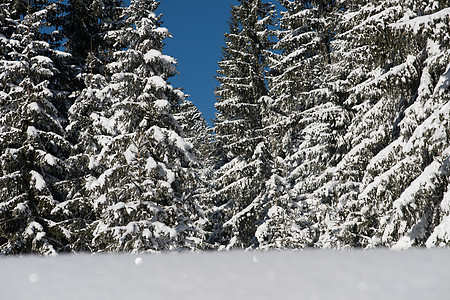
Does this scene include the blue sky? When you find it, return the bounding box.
[55,0,280,126]
[157,1,282,125]
[156,1,234,125]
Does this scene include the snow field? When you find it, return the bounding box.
[1,249,449,300]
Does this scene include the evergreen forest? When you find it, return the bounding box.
[1,0,449,255]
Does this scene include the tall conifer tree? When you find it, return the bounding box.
[0,0,75,255]
[314,0,450,249]
[67,0,204,252]
[252,0,348,249]
[210,0,275,249]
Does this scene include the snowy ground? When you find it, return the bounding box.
[1,249,449,300]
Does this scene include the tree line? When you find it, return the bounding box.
[1,0,449,255]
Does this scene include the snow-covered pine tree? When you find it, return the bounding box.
[58,0,121,251]
[311,0,420,248]
[68,0,204,253]
[62,0,98,59]
[315,0,450,249]
[253,0,348,249]
[364,1,450,249]
[0,0,76,255]
[253,154,306,249]
[173,98,214,242]
[209,0,276,249]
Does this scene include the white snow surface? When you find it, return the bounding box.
[1,250,449,300]
[148,75,167,90]
[390,7,450,34]
[153,99,170,112]
[26,126,39,138]
[143,49,163,63]
[30,171,46,191]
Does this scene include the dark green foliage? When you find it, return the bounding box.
[1,0,206,255]
[214,0,275,159]
[313,0,450,249]
[1,0,449,254]
[0,0,78,255]
[65,0,205,253]
[209,0,276,249]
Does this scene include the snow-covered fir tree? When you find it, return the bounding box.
[252,0,348,249]
[0,0,78,255]
[209,0,276,249]
[252,154,305,249]
[60,0,130,251]
[314,0,450,249]
[67,0,205,253]
[361,1,450,249]
[173,98,214,242]
[1,0,448,255]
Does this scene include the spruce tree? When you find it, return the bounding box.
[210,0,275,249]
[60,0,123,251]
[315,0,450,249]
[253,0,348,249]
[0,0,75,255]
[173,98,214,240]
[67,0,204,253]
[61,0,123,64]
[56,0,124,113]
[368,1,450,249]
